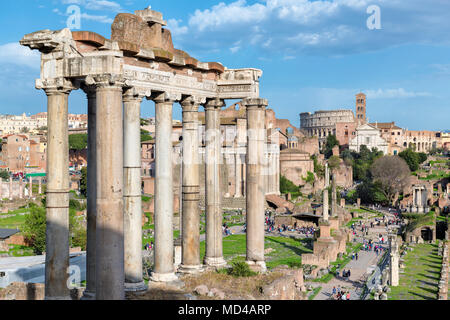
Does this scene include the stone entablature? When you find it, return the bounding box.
[21,9,261,103]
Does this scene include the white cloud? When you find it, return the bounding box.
[365,88,432,99]
[170,0,450,56]
[80,13,113,24]
[167,19,188,36]
[0,43,40,69]
[230,46,240,53]
[189,0,268,32]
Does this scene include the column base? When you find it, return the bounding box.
[80,290,96,300]
[125,281,148,292]
[234,194,243,198]
[178,264,205,274]
[150,272,178,283]
[246,260,267,273]
[203,257,227,269]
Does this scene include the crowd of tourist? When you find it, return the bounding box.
[264,217,317,237]
[331,286,351,300]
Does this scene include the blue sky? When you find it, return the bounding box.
[0,0,449,131]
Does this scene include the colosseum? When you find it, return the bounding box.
[300,109,356,148]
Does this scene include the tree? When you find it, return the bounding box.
[141,118,152,142]
[398,148,420,172]
[22,207,47,254]
[311,155,325,178]
[79,167,87,198]
[0,169,9,181]
[370,156,411,205]
[23,205,87,254]
[328,155,341,171]
[280,175,299,194]
[351,145,383,182]
[341,149,354,167]
[322,134,339,159]
[304,171,315,184]
[417,152,428,164]
[69,134,88,150]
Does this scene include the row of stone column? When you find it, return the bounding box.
[41,75,268,300]
[0,177,42,200]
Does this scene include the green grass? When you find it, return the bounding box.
[198,234,313,270]
[141,224,179,249]
[346,217,364,227]
[0,210,28,229]
[388,243,442,300]
[309,286,322,300]
[419,170,450,181]
[5,244,34,257]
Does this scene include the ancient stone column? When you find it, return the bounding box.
[235,152,242,198]
[244,98,268,272]
[29,177,33,198]
[122,89,147,291]
[19,178,23,199]
[81,85,97,300]
[323,189,329,221]
[389,236,399,286]
[204,98,226,268]
[38,178,42,195]
[151,93,178,282]
[44,85,72,300]
[179,96,203,274]
[0,179,2,199]
[331,176,337,217]
[9,177,12,200]
[325,163,330,187]
[92,75,125,300]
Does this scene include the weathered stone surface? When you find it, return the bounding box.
[194,285,209,296]
[0,282,44,300]
[210,288,225,299]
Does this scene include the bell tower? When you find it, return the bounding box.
[356,92,366,125]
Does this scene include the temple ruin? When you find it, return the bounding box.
[20,8,269,300]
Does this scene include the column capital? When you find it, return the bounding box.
[85,74,125,90]
[181,96,205,111]
[152,91,181,104]
[204,98,225,111]
[123,87,152,102]
[242,98,268,109]
[36,78,76,95]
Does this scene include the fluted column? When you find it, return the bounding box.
[44,83,72,300]
[81,85,97,300]
[179,96,203,273]
[204,98,226,268]
[123,89,147,291]
[244,98,268,272]
[151,93,178,282]
[91,75,125,300]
